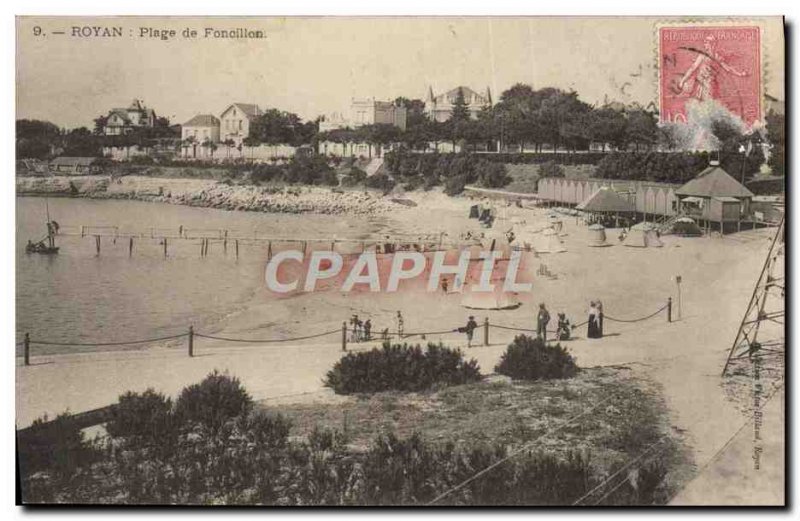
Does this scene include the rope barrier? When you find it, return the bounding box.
[604,304,668,323]
[19,300,671,353]
[194,329,341,344]
[29,332,188,347]
[426,392,619,505]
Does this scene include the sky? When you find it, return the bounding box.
[16,16,785,129]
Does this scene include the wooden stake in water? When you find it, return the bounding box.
[163,237,168,258]
[235,239,239,259]
[129,237,134,257]
[95,235,100,256]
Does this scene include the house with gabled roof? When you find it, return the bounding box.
[103,99,157,135]
[181,114,221,158]
[219,103,263,145]
[424,86,492,122]
[675,161,755,233]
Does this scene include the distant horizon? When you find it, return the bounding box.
[16,16,784,130]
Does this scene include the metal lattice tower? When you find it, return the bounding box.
[722,216,785,376]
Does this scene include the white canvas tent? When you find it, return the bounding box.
[481,231,513,259]
[588,224,612,247]
[532,228,567,253]
[623,222,663,248]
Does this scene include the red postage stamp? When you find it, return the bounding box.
[658,25,762,126]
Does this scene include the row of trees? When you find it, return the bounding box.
[317,85,662,155]
[17,83,785,183]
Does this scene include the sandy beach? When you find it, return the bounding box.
[16,188,784,504]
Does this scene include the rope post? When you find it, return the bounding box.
[667,297,672,323]
[188,326,194,357]
[24,333,30,366]
[484,317,489,347]
[342,321,347,352]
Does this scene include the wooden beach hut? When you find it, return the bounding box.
[675,162,754,234]
[576,186,635,227]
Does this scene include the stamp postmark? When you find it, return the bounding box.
[658,24,762,126]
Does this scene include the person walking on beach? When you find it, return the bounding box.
[537,303,551,343]
[595,300,604,338]
[460,315,479,348]
[395,311,404,339]
[350,314,362,342]
[587,302,600,339]
[363,319,372,341]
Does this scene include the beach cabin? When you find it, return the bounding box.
[675,162,754,234]
[48,157,102,175]
[576,186,635,227]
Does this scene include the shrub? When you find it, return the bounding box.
[105,389,174,445]
[175,370,252,433]
[495,335,578,381]
[365,172,396,193]
[478,160,512,188]
[17,413,99,480]
[444,174,468,196]
[324,342,482,394]
[341,167,367,187]
[538,160,565,178]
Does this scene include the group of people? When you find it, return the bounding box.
[348,311,405,343]
[587,300,604,339]
[536,301,604,342]
[348,314,373,343]
[535,304,571,342]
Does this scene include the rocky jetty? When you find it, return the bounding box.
[16,175,400,216]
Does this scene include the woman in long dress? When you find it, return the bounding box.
[587,302,599,339]
[596,300,604,338]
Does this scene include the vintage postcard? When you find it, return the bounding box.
[15,16,785,506]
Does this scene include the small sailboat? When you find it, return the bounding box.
[26,198,60,255]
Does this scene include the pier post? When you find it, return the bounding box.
[80,225,85,238]
[267,241,272,260]
[224,238,228,255]
[235,239,239,259]
[95,235,100,256]
[667,297,672,323]
[342,321,347,351]
[484,317,489,347]
[24,333,30,366]
[129,237,134,257]
[164,238,168,258]
[188,326,194,357]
